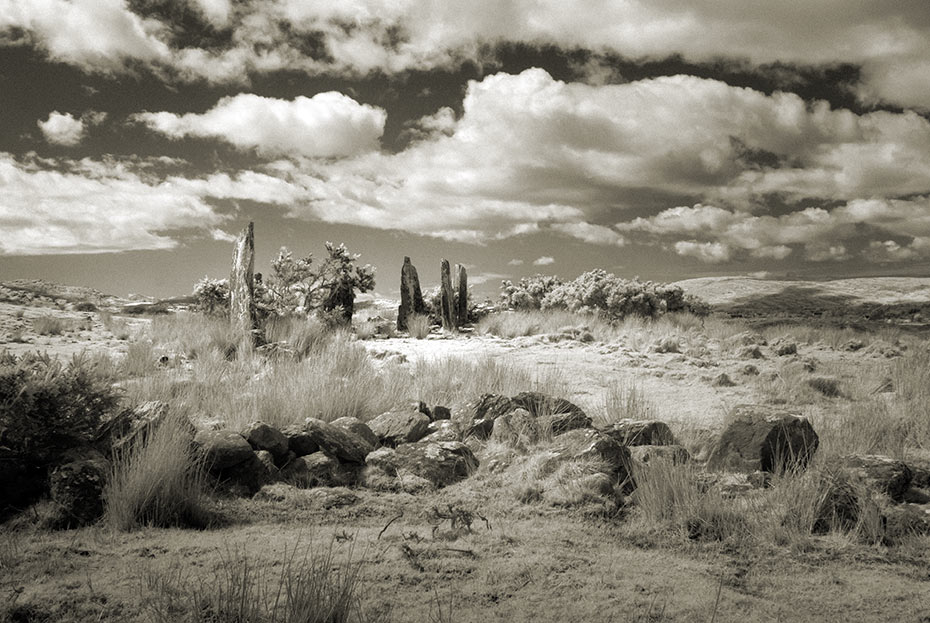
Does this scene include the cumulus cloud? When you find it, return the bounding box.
[37,111,84,146]
[134,92,386,158]
[533,256,555,266]
[3,1,930,109]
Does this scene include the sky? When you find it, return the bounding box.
[2,1,930,299]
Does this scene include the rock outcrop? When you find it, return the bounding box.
[368,409,430,447]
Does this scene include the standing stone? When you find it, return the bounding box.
[229,221,255,334]
[454,264,468,327]
[440,259,455,331]
[397,257,426,330]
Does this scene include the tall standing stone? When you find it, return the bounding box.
[397,256,426,330]
[440,259,455,331]
[229,221,255,335]
[454,263,468,327]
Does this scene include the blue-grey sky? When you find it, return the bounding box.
[1,1,930,298]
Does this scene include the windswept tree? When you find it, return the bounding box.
[263,242,375,322]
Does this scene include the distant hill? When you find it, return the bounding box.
[674,276,930,322]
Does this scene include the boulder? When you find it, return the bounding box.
[839,455,912,502]
[282,424,319,457]
[368,410,430,447]
[218,451,277,496]
[48,447,110,528]
[301,418,371,464]
[194,430,254,471]
[331,417,379,448]
[282,452,359,488]
[95,401,179,456]
[241,421,289,460]
[706,405,818,474]
[549,429,632,483]
[712,373,736,387]
[774,341,798,356]
[629,445,690,470]
[738,345,764,359]
[490,408,539,447]
[882,504,930,545]
[422,420,460,443]
[365,441,478,489]
[458,394,518,439]
[602,419,676,446]
[511,392,588,426]
[431,405,452,421]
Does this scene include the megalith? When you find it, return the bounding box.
[229,221,255,334]
[455,263,468,326]
[440,259,455,331]
[397,256,426,330]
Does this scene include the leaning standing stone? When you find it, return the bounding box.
[454,263,468,326]
[229,221,255,335]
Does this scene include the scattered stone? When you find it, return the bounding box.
[331,417,379,448]
[653,336,680,353]
[602,419,676,446]
[255,484,358,509]
[864,340,902,358]
[241,421,289,460]
[841,339,865,352]
[774,341,798,356]
[368,409,430,447]
[48,447,109,528]
[301,418,372,464]
[806,376,841,397]
[194,430,254,471]
[229,221,256,335]
[440,258,456,331]
[882,504,930,545]
[396,256,426,331]
[629,444,690,470]
[282,424,319,457]
[840,455,912,502]
[706,404,819,474]
[738,345,764,359]
[712,373,736,387]
[741,364,760,376]
[727,332,767,347]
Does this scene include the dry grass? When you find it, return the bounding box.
[103,409,211,531]
[406,313,431,339]
[599,379,656,425]
[33,315,67,335]
[143,537,377,623]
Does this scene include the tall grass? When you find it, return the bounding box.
[33,315,66,335]
[143,537,377,623]
[600,379,656,425]
[406,314,431,339]
[104,409,210,531]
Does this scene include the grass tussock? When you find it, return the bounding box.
[32,315,67,335]
[406,313,431,339]
[104,409,211,531]
[99,311,131,340]
[143,538,377,623]
[600,379,656,425]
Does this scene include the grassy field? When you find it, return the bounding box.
[3,287,930,622]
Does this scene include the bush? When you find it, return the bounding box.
[74,301,98,312]
[500,275,563,310]
[0,352,120,465]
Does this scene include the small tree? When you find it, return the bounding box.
[192,276,229,316]
[264,242,375,323]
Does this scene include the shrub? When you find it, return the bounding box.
[74,301,98,312]
[104,409,210,531]
[33,316,66,335]
[540,270,695,320]
[0,352,120,465]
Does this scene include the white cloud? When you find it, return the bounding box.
[533,256,555,266]
[551,222,626,247]
[37,111,85,146]
[4,1,930,109]
[134,92,386,158]
[674,241,732,263]
[507,259,524,266]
